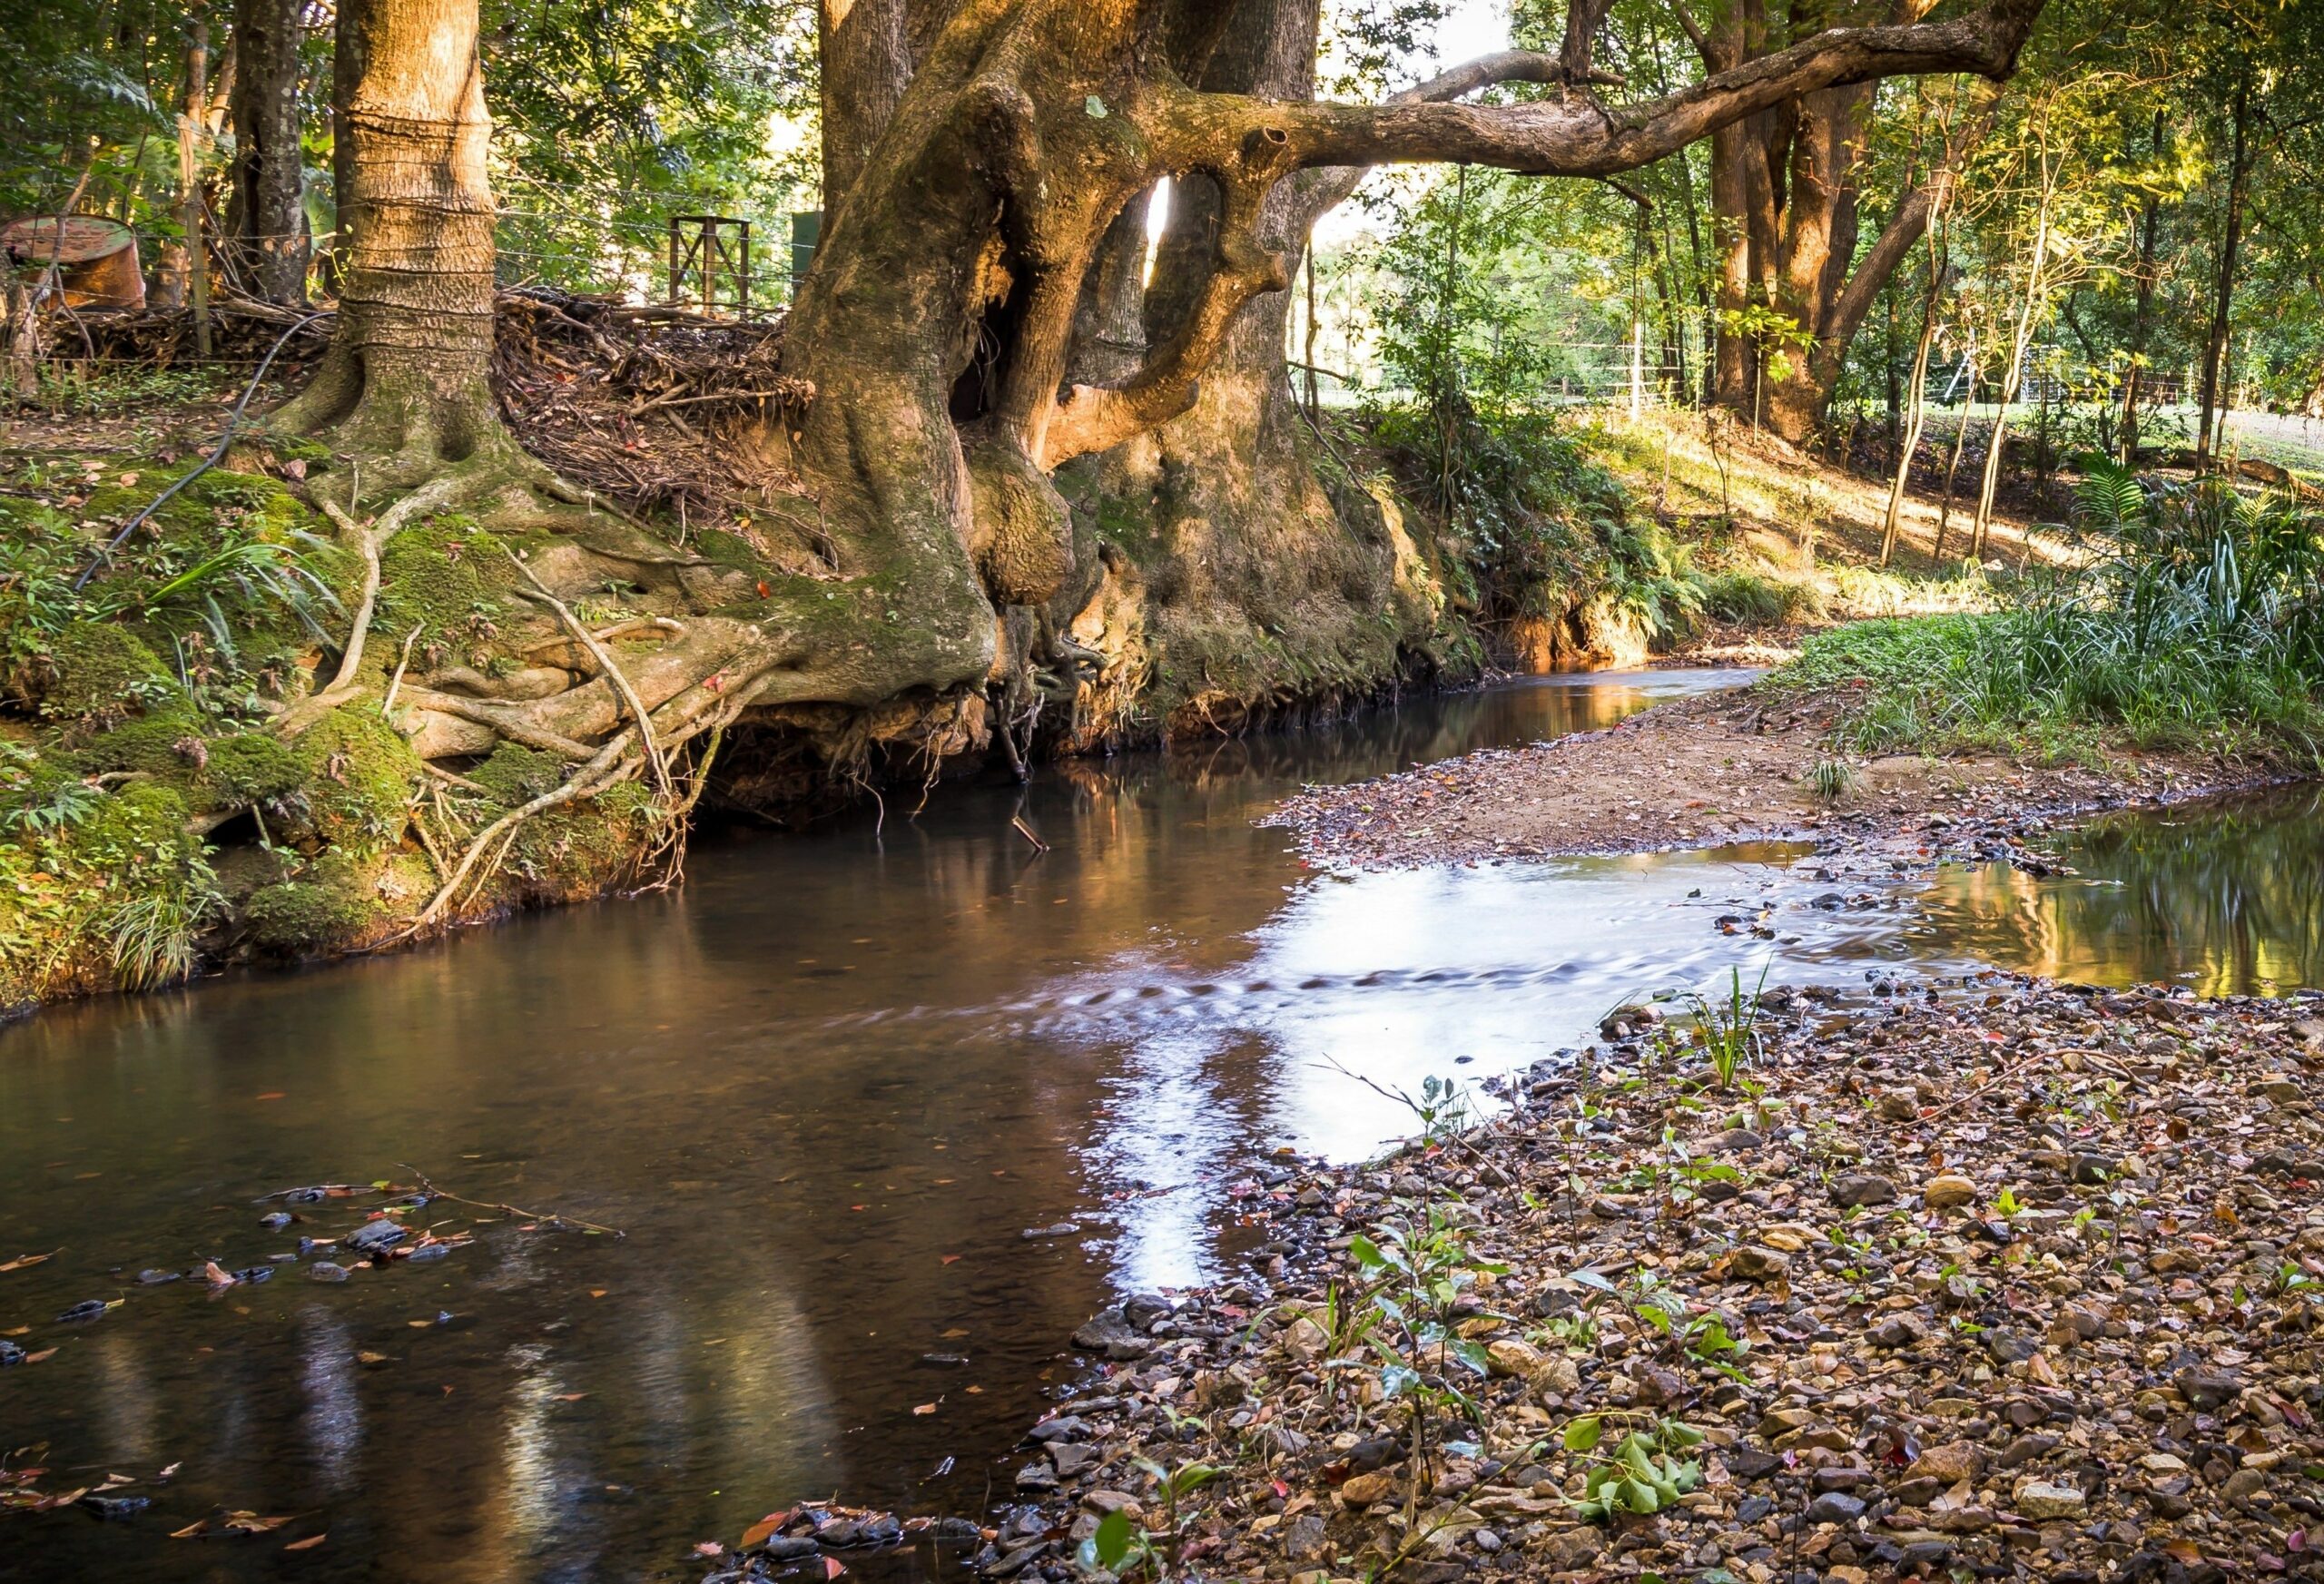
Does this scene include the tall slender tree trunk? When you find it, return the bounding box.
[226,0,310,304]
[1933,328,1979,564]
[1881,230,1946,565]
[2195,74,2250,468]
[2118,109,2162,462]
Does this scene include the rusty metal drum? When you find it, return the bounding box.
[1,214,147,310]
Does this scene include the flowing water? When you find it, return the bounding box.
[1,673,2318,1583]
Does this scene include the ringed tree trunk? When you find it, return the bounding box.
[271,0,501,477]
[225,0,310,304]
[1685,1,1999,444]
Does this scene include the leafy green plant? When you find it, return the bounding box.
[1668,964,1770,1090]
[1561,1414,1706,1521]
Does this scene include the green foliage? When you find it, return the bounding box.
[1658,964,1769,1091]
[1776,477,2324,762]
[1561,1416,1706,1522]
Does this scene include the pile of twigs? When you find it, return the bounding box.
[490,286,810,522]
[64,293,338,368]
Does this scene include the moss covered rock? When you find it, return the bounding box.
[287,710,422,855]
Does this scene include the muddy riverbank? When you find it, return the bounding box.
[931,969,2324,1584]
[1266,684,2288,869]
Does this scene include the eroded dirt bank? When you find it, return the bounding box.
[915,973,2324,1584]
[1265,684,2283,869]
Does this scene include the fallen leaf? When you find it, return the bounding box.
[588,1289,607,1299]
[0,1250,57,1274]
[912,1403,937,1415]
[22,1349,56,1364]
[254,1092,287,1101]
[283,1534,327,1552]
[823,1559,847,1579]
[692,1541,724,1558]
[940,1254,961,1264]
[204,1261,237,1288]
[553,1392,586,1402]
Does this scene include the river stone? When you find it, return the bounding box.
[1484,1337,1543,1378]
[1728,1245,1790,1283]
[1922,1175,1977,1210]
[2070,1153,2117,1185]
[1984,1328,2038,1364]
[1014,1461,1059,1493]
[1831,1173,1897,1207]
[1339,1470,1399,1506]
[1285,1316,1329,1360]
[1071,1306,1151,1360]
[308,1261,350,1282]
[2013,1480,2085,1520]
[1048,1441,1099,1478]
[1870,1312,1927,1348]
[1906,1441,1984,1484]
[0,1340,23,1366]
[1121,1293,1172,1329]
[1876,1089,1918,1122]
[2175,1363,2241,1409]
[1807,1491,1866,1524]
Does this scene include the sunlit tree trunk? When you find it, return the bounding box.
[2117,109,2162,462]
[2195,74,2250,468]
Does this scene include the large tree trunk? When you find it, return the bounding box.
[271,0,499,470]
[225,0,310,304]
[271,0,2046,771]
[1689,3,1997,444]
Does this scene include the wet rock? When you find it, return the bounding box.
[1121,1293,1172,1329]
[0,1340,24,1366]
[1737,1495,1774,1523]
[1344,1435,1400,1473]
[231,1265,273,1284]
[405,1241,451,1263]
[1830,1173,1896,1207]
[308,1261,350,1282]
[1047,1441,1098,1479]
[345,1217,409,1254]
[1019,1222,1079,1240]
[1715,1129,1766,1154]
[79,1494,149,1520]
[134,1268,179,1284]
[754,1534,818,1560]
[54,1299,109,1323]
[260,1212,292,1230]
[1876,1089,1918,1122]
[1014,1461,1059,1494]
[1070,1307,1152,1360]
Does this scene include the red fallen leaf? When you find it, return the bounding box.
[692,1542,724,1559]
[23,1349,57,1363]
[1270,1480,1289,1500]
[255,1092,286,1101]
[940,1254,960,1264]
[756,581,772,598]
[851,1205,868,1212]
[822,1559,847,1579]
[283,1534,327,1552]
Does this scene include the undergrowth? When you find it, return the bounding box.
[1770,465,2324,765]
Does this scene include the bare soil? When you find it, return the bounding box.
[1265,686,2279,867]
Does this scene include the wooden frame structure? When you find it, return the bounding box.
[666,215,751,314]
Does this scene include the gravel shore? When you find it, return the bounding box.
[958,971,2324,1584]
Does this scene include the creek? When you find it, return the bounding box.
[0,672,2317,1582]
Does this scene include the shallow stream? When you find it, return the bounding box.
[1,673,2318,1581]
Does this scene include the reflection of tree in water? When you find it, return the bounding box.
[1925,788,2324,995]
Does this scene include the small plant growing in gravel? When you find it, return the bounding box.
[1809,756,1857,802]
[1561,1413,1706,1521]
[1666,964,1770,1090]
